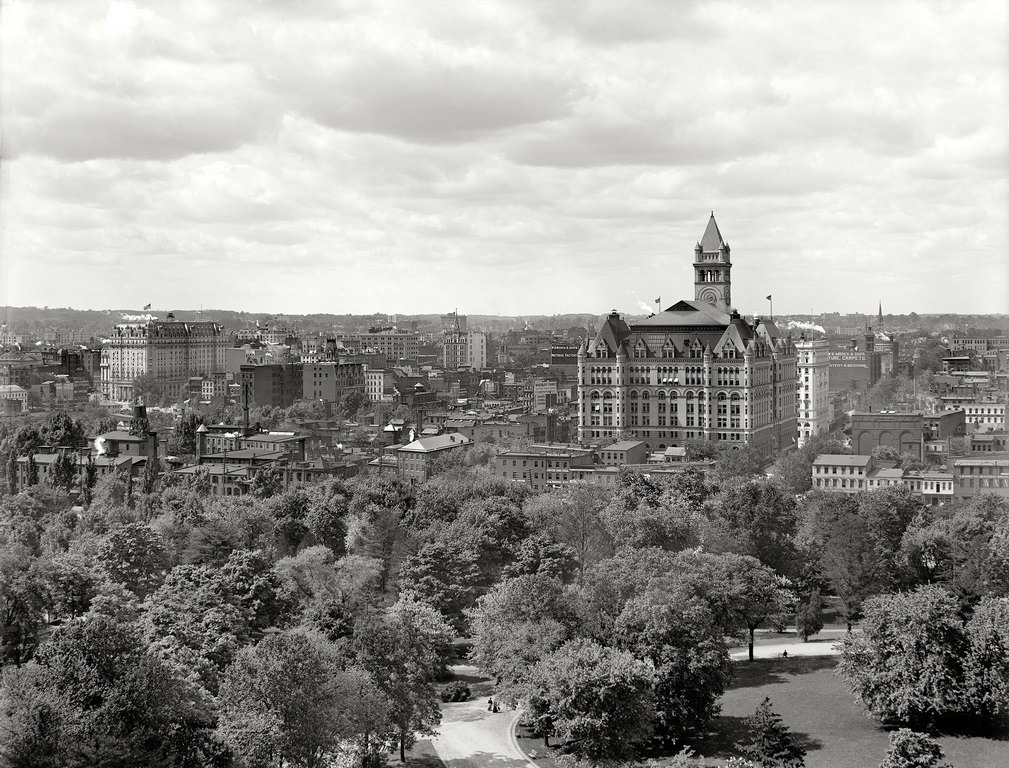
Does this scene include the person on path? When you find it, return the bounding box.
[488,697,494,712]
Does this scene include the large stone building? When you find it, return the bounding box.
[100,318,227,402]
[576,215,797,457]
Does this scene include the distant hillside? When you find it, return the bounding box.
[2,306,1006,340]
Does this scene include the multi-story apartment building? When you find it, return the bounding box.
[795,337,830,447]
[964,401,1007,432]
[466,331,488,370]
[100,318,226,402]
[576,215,797,457]
[302,362,365,404]
[334,329,419,362]
[240,363,303,409]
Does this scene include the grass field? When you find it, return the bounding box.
[691,656,1009,768]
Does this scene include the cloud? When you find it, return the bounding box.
[0,0,1006,316]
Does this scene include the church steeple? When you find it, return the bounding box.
[693,212,732,311]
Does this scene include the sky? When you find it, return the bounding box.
[1,0,1007,319]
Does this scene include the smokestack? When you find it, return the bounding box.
[243,383,251,436]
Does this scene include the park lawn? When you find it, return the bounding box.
[690,656,1009,768]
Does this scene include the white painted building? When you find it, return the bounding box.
[795,337,831,448]
[466,331,487,370]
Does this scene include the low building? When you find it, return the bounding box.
[598,440,648,467]
[396,433,473,485]
[494,444,595,491]
[811,454,874,493]
[811,453,954,505]
[850,411,925,459]
[952,454,1009,500]
[970,433,1009,453]
[15,452,136,494]
[196,424,307,462]
[0,384,29,412]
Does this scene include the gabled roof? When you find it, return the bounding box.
[398,434,472,453]
[699,213,725,252]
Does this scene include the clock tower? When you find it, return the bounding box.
[693,212,732,311]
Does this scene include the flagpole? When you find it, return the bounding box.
[655,296,661,313]
[766,295,773,322]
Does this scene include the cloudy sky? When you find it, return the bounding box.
[2,0,1006,318]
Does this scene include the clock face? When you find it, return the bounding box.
[699,288,720,305]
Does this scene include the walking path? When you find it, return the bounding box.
[728,628,849,660]
[431,631,848,766]
[430,665,536,768]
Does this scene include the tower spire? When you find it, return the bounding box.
[693,213,732,311]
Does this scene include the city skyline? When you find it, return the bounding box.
[1,0,1006,317]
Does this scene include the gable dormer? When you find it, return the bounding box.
[633,337,650,359]
[689,336,705,359]
[661,336,678,358]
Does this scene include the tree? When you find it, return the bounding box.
[353,598,452,762]
[501,534,578,583]
[468,574,581,697]
[39,411,85,448]
[398,540,483,632]
[667,551,795,661]
[525,638,655,762]
[879,729,950,768]
[0,542,45,665]
[963,597,1009,722]
[98,522,168,600]
[250,465,285,499]
[218,630,392,768]
[838,585,969,726]
[524,485,612,582]
[26,452,38,487]
[804,493,894,630]
[771,432,848,495]
[139,457,161,495]
[0,615,214,767]
[795,590,824,641]
[80,452,98,507]
[48,450,77,495]
[735,697,806,768]
[703,479,801,579]
[600,470,704,552]
[614,593,732,744]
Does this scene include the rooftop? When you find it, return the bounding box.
[398,433,473,453]
[813,454,873,466]
[603,440,646,451]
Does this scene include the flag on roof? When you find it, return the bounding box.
[765,295,772,301]
[143,303,151,310]
[654,297,661,304]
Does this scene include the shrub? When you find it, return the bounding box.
[439,681,471,703]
